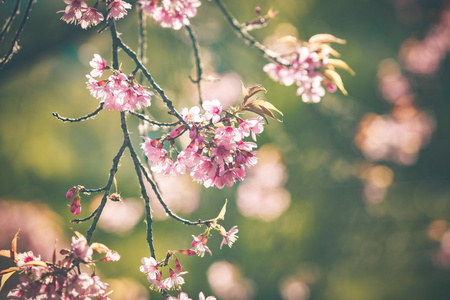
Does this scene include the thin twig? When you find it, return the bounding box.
[0,0,21,44]
[71,208,99,224]
[137,6,147,84]
[185,24,203,105]
[129,110,181,127]
[138,161,214,227]
[114,37,185,124]
[213,0,290,66]
[52,103,104,123]
[0,0,34,71]
[127,127,157,259]
[86,132,128,243]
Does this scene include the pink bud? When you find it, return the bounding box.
[70,196,81,215]
[175,258,182,272]
[189,127,197,140]
[179,249,196,256]
[169,125,186,138]
[66,187,76,199]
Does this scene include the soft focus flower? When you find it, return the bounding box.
[220,226,239,249]
[102,250,121,262]
[71,235,93,263]
[140,0,201,30]
[16,251,41,267]
[198,292,217,300]
[107,0,132,20]
[263,35,351,102]
[79,7,104,29]
[207,261,256,300]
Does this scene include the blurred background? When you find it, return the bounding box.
[1,0,450,299]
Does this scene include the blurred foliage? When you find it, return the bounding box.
[1,0,450,299]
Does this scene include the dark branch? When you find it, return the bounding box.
[129,111,181,127]
[0,0,34,71]
[0,0,21,44]
[213,0,290,66]
[185,24,204,105]
[52,103,104,123]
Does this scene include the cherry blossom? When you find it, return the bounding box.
[78,7,104,29]
[107,0,132,20]
[220,226,239,249]
[140,256,159,280]
[140,0,201,30]
[202,99,223,124]
[89,54,108,78]
[191,234,212,257]
[71,235,93,263]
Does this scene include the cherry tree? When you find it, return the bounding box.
[0,0,351,299]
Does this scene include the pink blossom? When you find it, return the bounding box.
[58,0,88,24]
[238,116,264,141]
[71,236,93,263]
[107,0,132,20]
[78,7,104,29]
[168,292,193,300]
[191,235,212,257]
[16,251,41,267]
[210,139,236,164]
[148,271,167,292]
[198,292,217,300]
[140,256,159,280]
[89,54,108,78]
[141,0,201,30]
[220,226,239,249]
[182,106,203,123]
[163,268,188,290]
[102,250,121,262]
[202,99,223,124]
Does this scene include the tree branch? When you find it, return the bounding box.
[213,0,289,66]
[185,24,204,105]
[0,0,34,71]
[52,103,104,123]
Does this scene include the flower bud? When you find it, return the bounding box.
[66,187,76,199]
[169,125,186,138]
[179,249,196,256]
[70,196,81,215]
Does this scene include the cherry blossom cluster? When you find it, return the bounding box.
[1,232,119,300]
[139,212,237,296]
[139,0,201,30]
[142,98,265,189]
[58,0,132,29]
[264,34,353,103]
[168,291,216,300]
[86,54,154,111]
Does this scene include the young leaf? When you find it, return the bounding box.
[216,199,227,220]
[0,268,18,292]
[324,69,348,95]
[242,83,267,104]
[22,261,48,268]
[242,99,283,122]
[91,242,110,254]
[327,59,355,75]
